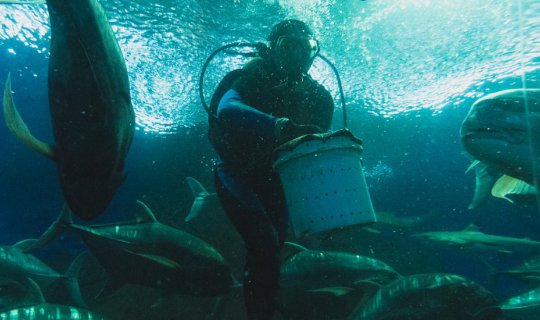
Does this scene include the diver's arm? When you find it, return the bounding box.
[217,89,278,138]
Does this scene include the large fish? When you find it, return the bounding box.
[2,0,135,220]
[0,278,104,319]
[278,246,400,320]
[496,254,540,286]
[349,273,503,320]
[33,200,233,297]
[0,240,84,306]
[501,286,540,320]
[413,224,540,254]
[460,89,540,209]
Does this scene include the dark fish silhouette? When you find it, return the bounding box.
[460,89,540,208]
[0,278,104,319]
[501,286,540,320]
[278,245,400,320]
[32,201,233,297]
[349,273,503,320]
[2,0,135,220]
[0,240,84,307]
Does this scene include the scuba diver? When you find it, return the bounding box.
[207,19,335,319]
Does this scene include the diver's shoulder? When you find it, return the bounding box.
[305,75,331,94]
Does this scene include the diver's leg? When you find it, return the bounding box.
[215,171,280,320]
[256,172,289,246]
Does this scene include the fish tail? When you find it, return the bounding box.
[64,251,88,308]
[3,73,55,160]
[22,204,73,253]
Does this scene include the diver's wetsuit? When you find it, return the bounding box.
[209,57,334,319]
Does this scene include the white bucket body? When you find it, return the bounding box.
[273,131,376,237]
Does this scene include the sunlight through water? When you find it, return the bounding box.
[0,0,538,134]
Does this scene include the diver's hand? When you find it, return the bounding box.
[275,118,322,145]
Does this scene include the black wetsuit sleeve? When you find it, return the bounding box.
[217,89,278,138]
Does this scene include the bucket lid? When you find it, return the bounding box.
[273,128,363,155]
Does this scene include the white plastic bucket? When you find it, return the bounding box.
[273,130,376,237]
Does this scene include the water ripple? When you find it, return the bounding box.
[0,0,538,134]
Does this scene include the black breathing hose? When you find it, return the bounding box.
[199,42,348,129]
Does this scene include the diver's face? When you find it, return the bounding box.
[274,35,319,75]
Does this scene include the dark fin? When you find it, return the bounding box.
[124,249,180,269]
[95,278,124,300]
[23,278,46,305]
[64,251,88,308]
[280,241,308,262]
[3,73,55,160]
[12,239,39,252]
[21,204,73,253]
[467,161,498,209]
[463,223,482,232]
[186,177,209,197]
[306,286,355,297]
[135,200,158,223]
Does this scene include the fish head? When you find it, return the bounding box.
[60,163,126,220]
[460,89,540,183]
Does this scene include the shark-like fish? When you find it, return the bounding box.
[0,278,104,319]
[496,254,540,286]
[460,89,540,209]
[278,245,400,320]
[501,286,540,320]
[350,273,502,320]
[2,0,135,220]
[33,201,233,297]
[413,225,540,254]
[0,240,84,307]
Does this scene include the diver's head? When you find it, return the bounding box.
[267,19,319,77]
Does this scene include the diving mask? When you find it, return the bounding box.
[274,35,320,74]
[274,35,320,60]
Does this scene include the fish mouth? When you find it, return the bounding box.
[461,128,526,145]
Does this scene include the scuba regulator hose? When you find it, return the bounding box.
[199,42,349,129]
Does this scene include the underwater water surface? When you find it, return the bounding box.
[0,0,539,319]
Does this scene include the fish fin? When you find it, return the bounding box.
[465,160,480,174]
[353,279,386,289]
[186,177,209,197]
[491,175,537,203]
[3,73,55,160]
[463,223,481,232]
[95,278,124,300]
[306,286,355,297]
[135,200,159,223]
[125,250,180,269]
[185,198,205,222]
[363,227,382,234]
[22,204,73,253]
[12,239,39,252]
[24,278,46,304]
[280,241,308,261]
[63,252,87,307]
[185,177,214,222]
[468,162,498,209]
